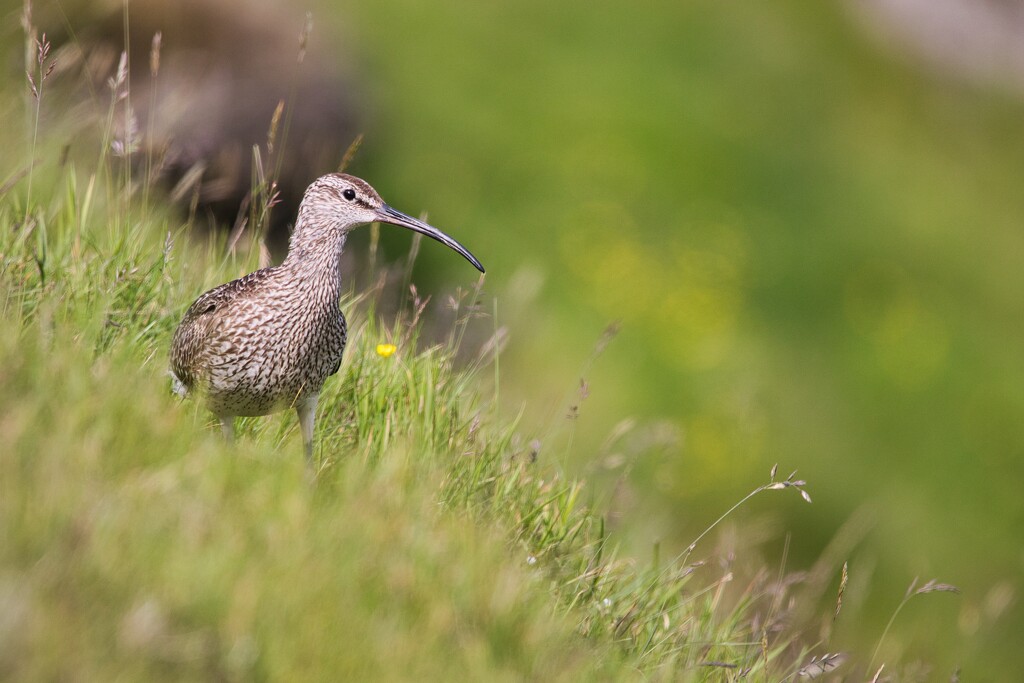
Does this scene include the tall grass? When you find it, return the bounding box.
[0,134,819,682]
[0,35,960,681]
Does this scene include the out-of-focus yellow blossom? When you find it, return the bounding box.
[375,343,397,358]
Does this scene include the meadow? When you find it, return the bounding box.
[3,0,1023,679]
[341,0,1023,677]
[2,92,828,679]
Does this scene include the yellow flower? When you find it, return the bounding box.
[375,343,397,358]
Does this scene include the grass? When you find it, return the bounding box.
[0,158,824,681]
[0,9,976,678]
[1,101,876,683]
[340,1,1023,675]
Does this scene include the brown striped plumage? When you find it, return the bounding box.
[170,173,484,461]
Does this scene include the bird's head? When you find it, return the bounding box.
[290,173,484,273]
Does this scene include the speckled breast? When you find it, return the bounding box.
[201,298,347,417]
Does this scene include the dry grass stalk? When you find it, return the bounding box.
[795,651,847,678]
[149,31,161,77]
[297,11,313,65]
[23,28,55,225]
[835,561,848,622]
[338,133,364,173]
[870,576,961,671]
[267,100,284,156]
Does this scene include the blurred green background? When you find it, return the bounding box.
[331,0,1023,674]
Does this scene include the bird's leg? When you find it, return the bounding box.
[218,415,235,443]
[296,394,319,464]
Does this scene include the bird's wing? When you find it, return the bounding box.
[181,268,276,321]
[170,268,276,390]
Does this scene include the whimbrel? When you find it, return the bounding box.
[170,173,484,460]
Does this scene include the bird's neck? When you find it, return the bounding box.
[281,232,347,306]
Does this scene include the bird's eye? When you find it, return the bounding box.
[342,188,356,201]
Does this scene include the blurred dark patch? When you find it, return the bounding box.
[33,0,363,258]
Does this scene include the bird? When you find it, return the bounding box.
[170,172,485,461]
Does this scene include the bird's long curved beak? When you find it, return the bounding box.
[378,205,485,273]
